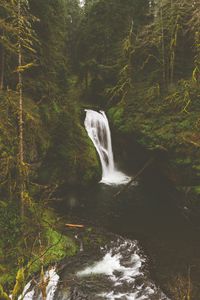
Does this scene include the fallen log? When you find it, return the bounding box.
[65,223,84,229]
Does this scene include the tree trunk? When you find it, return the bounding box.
[18,0,24,218]
[160,3,166,88]
[0,30,5,90]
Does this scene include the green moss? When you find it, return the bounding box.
[0,206,78,291]
[174,157,192,166]
[12,269,25,300]
[39,107,100,187]
[193,165,200,171]
[108,106,124,128]
[45,228,77,261]
[193,186,200,195]
[78,127,101,185]
[0,285,10,300]
[0,273,15,288]
[38,209,78,267]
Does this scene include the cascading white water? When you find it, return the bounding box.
[84,109,130,185]
[77,238,170,300]
[18,267,59,300]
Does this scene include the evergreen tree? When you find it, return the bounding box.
[188,1,200,83]
[76,0,149,104]
[28,0,82,100]
[0,0,37,216]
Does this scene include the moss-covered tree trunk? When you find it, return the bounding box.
[17,0,24,218]
[160,1,166,88]
[0,29,5,90]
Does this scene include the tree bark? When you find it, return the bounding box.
[160,2,166,88]
[0,30,5,90]
[18,0,24,218]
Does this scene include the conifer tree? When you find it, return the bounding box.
[189,1,200,83]
[0,0,37,217]
[16,0,37,217]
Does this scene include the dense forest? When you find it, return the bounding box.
[0,0,199,299]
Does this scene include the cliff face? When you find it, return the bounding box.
[108,87,200,225]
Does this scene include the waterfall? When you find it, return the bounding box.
[84,109,130,185]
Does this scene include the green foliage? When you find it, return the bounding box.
[194,186,200,195]
[25,208,78,276]
[0,91,48,201]
[0,201,78,290]
[12,268,25,300]
[76,0,149,104]
[108,106,124,129]
[38,98,100,186]
[43,226,77,263]
[165,80,194,113]
[107,22,135,104]
[0,201,21,260]
[0,285,10,300]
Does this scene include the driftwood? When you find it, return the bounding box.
[65,224,84,229]
[114,157,154,197]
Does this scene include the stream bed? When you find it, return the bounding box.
[55,236,169,300]
[21,234,169,300]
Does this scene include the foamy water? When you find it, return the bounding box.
[18,239,169,300]
[77,238,169,300]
